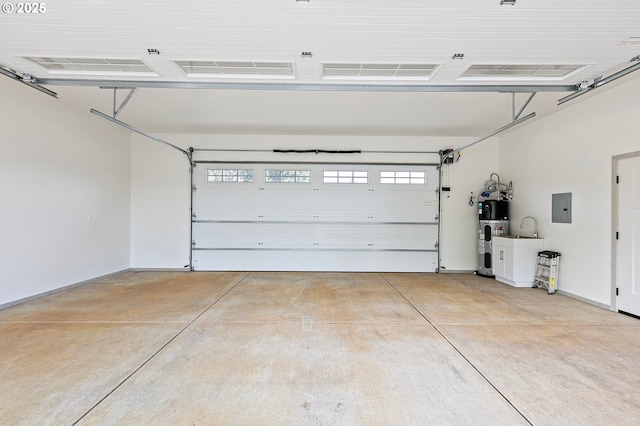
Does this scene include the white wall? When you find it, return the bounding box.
[500,75,640,307]
[439,141,501,272]
[130,135,191,268]
[0,78,132,306]
[130,133,501,271]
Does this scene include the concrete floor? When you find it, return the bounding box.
[1,271,639,425]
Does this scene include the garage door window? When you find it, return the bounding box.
[206,169,253,183]
[265,170,311,183]
[323,170,369,184]
[380,171,425,184]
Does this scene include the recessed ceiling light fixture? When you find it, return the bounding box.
[322,63,440,80]
[175,60,295,79]
[25,56,158,76]
[460,64,587,79]
[452,53,465,60]
[500,0,516,5]
[147,48,160,55]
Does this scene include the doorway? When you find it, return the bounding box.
[615,152,640,317]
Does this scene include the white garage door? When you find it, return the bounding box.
[191,163,439,272]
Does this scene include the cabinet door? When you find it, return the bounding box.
[493,246,506,277]
[503,247,514,280]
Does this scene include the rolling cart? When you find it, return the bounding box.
[533,251,561,294]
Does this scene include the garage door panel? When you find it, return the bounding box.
[193,222,437,250]
[365,190,438,222]
[193,187,256,221]
[195,188,437,222]
[193,250,437,272]
[192,162,439,272]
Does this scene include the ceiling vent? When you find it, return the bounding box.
[25,57,157,75]
[175,60,295,79]
[459,64,588,80]
[322,63,439,80]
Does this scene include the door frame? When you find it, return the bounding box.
[611,150,640,312]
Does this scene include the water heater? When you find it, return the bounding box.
[478,200,509,220]
[477,201,509,277]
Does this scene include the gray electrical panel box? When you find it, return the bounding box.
[552,192,572,223]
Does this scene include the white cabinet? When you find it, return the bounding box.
[492,237,543,287]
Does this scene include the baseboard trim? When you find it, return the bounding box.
[129,267,191,272]
[0,269,131,311]
[556,289,612,311]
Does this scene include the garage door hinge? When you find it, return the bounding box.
[192,240,196,248]
[435,241,439,249]
[192,185,197,192]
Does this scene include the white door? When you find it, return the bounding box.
[191,163,439,272]
[618,155,640,316]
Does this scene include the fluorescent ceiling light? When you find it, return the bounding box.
[322,63,440,80]
[459,64,588,80]
[25,57,157,76]
[175,60,295,79]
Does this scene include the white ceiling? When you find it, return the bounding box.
[1,0,639,136]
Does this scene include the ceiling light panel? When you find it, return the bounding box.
[175,60,294,79]
[25,57,156,75]
[322,63,439,80]
[460,64,588,80]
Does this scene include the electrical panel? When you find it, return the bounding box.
[552,192,572,223]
